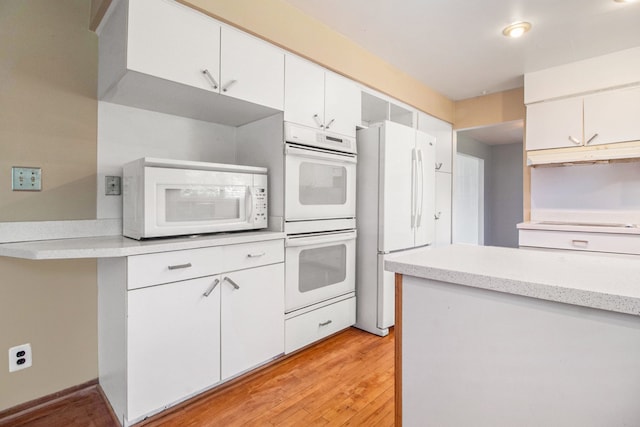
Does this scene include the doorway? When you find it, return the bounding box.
[453,153,484,245]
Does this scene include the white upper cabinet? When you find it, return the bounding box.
[284,55,361,137]
[526,97,584,151]
[220,27,284,110]
[127,0,221,93]
[583,86,640,146]
[417,112,453,173]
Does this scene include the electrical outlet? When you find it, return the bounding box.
[105,176,121,196]
[8,343,32,372]
[12,167,42,191]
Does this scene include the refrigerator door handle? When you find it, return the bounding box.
[416,149,424,227]
[411,148,416,228]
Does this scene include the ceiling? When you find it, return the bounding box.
[281,0,640,101]
[460,120,524,146]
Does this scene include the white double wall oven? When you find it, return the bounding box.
[282,122,358,318]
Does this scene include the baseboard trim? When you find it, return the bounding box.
[0,379,98,423]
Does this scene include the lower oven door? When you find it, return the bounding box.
[285,229,356,313]
[285,144,357,221]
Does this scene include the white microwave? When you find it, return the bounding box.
[122,158,268,240]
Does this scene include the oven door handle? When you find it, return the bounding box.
[285,231,357,247]
[285,145,357,164]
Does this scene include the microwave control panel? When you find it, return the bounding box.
[253,187,268,225]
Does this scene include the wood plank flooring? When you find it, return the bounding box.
[1,327,394,427]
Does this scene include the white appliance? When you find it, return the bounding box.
[284,229,357,313]
[122,157,268,239]
[356,121,436,336]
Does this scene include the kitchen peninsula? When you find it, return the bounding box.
[386,245,640,427]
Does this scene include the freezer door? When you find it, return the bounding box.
[377,253,395,329]
[379,122,417,252]
[414,130,436,247]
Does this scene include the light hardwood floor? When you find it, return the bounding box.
[1,327,395,426]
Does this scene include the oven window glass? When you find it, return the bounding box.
[165,186,244,222]
[299,162,347,205]
[298,244,347,292]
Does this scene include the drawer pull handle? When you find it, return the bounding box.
[168,262,192,270]
[247,252,266,258]
[223,276,240,290]
[203,279,219,297]
[319,320,332,327]
[572,239,589,247]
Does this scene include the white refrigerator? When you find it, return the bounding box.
[356,121,435,336]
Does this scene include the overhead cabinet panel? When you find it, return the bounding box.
[584,86,640,146]
[324,72,362,137]
[284,55,326,128]
[525,98,583,150]
[127,0,221,92]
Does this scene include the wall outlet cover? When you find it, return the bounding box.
[9,343,32,372]
[105,176,121,196]
[12,167,42,191]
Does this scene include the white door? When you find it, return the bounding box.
[220,264,284,380]
[453,153,484,245]
[380,122,417,252]
[220,27,284,110]
[127,276,221,421]
[324,72,361,137]
[526,97,583,150]
[584,86,640,146]
[414,131,436,247]
[284,55,325,129]
[127,0,220,92]
[284,145,357,221]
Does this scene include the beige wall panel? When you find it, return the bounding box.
[0,0,98,222]
[454,87,525,130]
[0,0,99,411]
[0,258,97,411]
[179,0,455,123]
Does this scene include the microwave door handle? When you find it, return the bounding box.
[246,187,254,223]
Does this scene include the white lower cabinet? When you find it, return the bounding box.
[98,239,284,426]
[285,295,356,354]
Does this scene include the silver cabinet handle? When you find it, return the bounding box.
[325,118,335,129]
[585,133,599,145]
[223,276,240,290]
[319,320,332,327]
[247,252,266,258]
[572,239,589,247]
[203,279,219,297]
[435,162,443,171]
[313,114,324,128]
[221,79,237,93]
[434,211,442,220]
[202,69,218,89]
[168,262,192,270]
[568,136,581,145]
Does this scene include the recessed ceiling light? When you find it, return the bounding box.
[613,0,636,3]
[502,21,532,38]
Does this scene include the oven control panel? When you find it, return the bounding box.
[253,187,268,225]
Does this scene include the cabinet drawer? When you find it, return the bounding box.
[285,296,355,354]
[519,229,640,255]
[128,239,284,289]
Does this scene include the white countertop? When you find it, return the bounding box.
[0,230,285,260]
[385,244,640,317]
[517,221,640,235]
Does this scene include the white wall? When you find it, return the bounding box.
[490,143,523,248]
[97,102,238,218]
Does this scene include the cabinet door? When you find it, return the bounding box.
[127,276,221,421]
[584,86,640,146]
[324,72,361,137]
[127,0,220,92]
[435,172,452,247]
[220,27,284,110]
[415,131,436,247]
[221,263,284,380]
[284,55,325,129]
[526,98,583,150]
[418,112,453,173]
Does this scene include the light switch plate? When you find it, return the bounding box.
[12,167,41,191]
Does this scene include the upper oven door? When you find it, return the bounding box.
[285,144,357,222]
